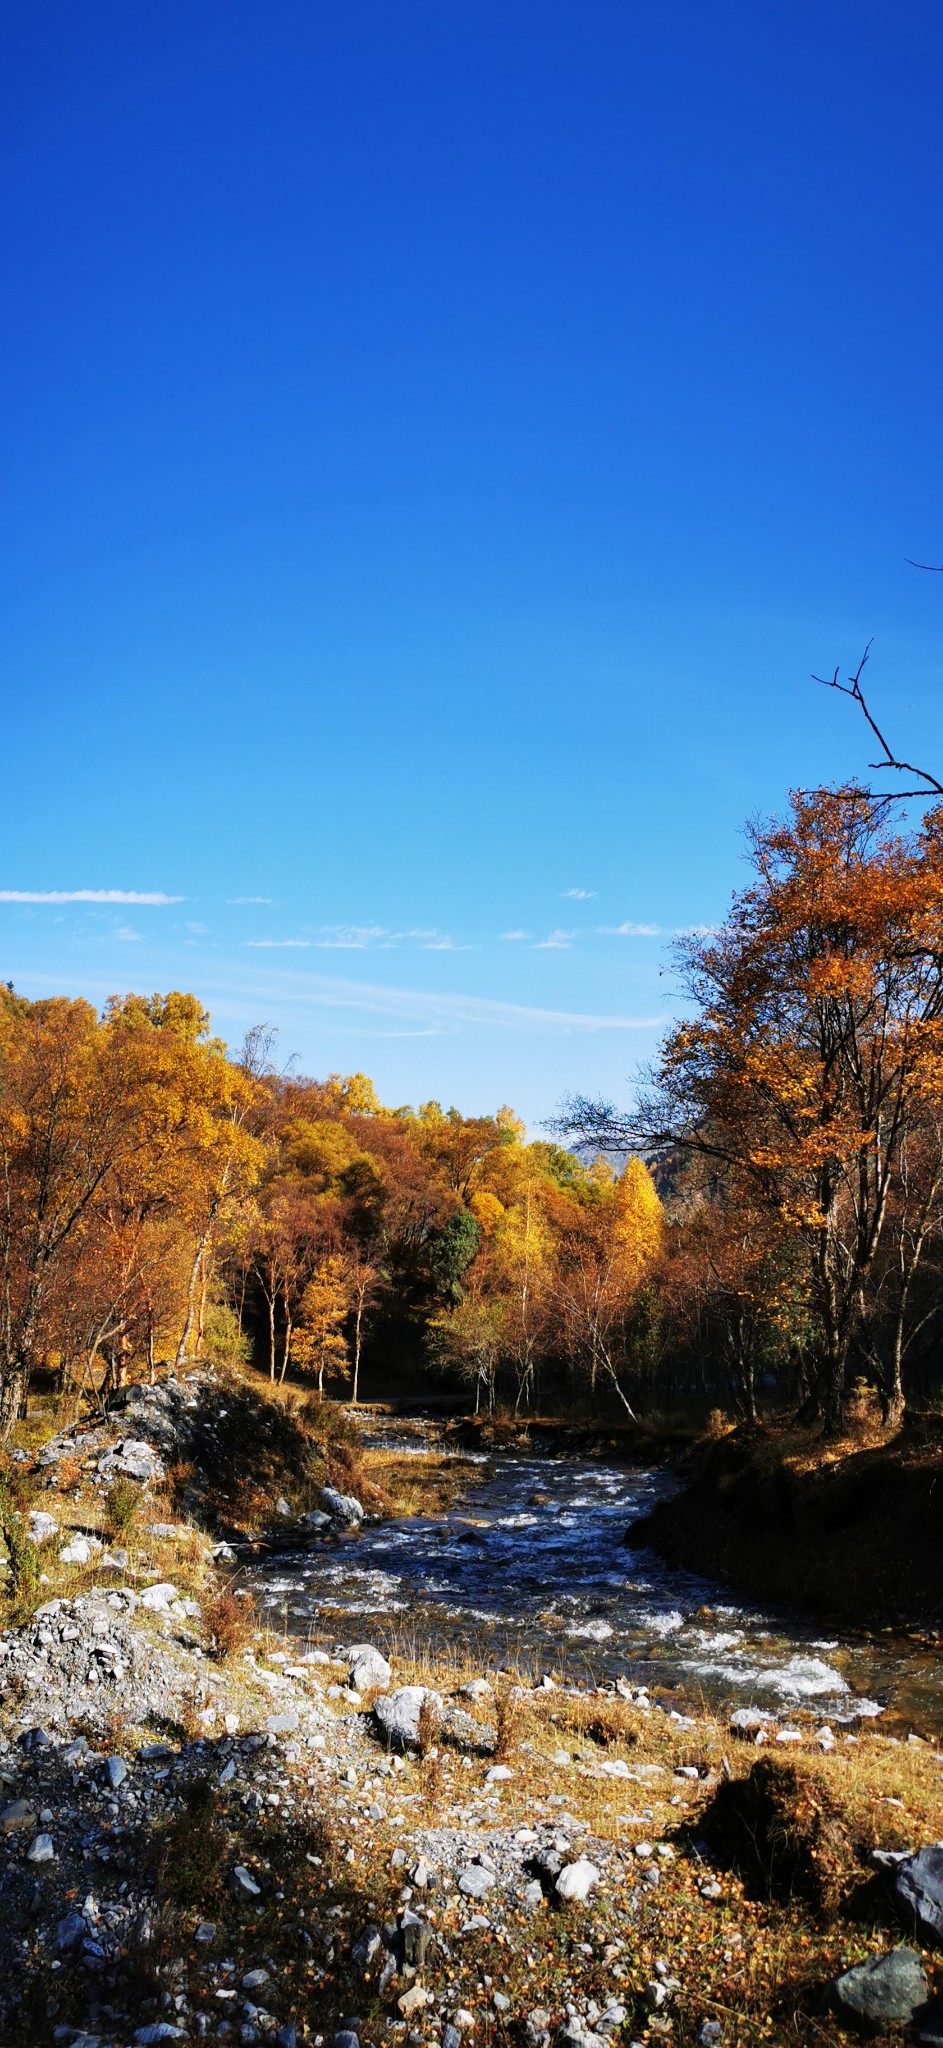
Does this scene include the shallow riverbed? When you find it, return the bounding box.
[248,1438,943,1728]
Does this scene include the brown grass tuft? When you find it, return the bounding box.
[204,1586,255,1662]
[697,1753,860,1911]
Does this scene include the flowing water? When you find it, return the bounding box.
[247,1435,943,1730]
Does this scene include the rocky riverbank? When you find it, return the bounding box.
[629,1419,943,1630]
[1,1374,943,2048]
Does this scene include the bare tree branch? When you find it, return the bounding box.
[813,641,943,801]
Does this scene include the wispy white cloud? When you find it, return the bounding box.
[312,925,389,949]
[186,922,208,936]
[535,929,574,950]
[228,896,275,906]
[231,965,668,1035]
[501,929,530,942]
[562,888,597,900]
[251,925,464,953]
[0,889,181,905]
[598,921,665,937]
[114,926,142,942]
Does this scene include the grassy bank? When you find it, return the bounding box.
[633,1413,943,1630]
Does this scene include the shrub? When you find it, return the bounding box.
[104,1478,143,1541]
[697,1754,858,1910]
[201,1301,251,1367]
[204,1586,255,1662]
[0,1483,43,1620]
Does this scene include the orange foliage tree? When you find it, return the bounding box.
[561,789,943,1428]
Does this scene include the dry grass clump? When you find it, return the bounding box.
[204,1586,255,1662]
[103,1476,143,1541]
[697,1754,861,1911]
[0,1474,44,1621]
[550,1688,646,1750]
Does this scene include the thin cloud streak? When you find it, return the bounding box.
[0,889,182,905]
[562,888,597,900]
[247,925,462,952]
[229,965,667,1034]
[599,921,665,937]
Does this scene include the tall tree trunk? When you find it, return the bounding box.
[880,1328,906,1427]
[196,1254,208,1357]
[0,1358,29,1441]
[177,1225,214,1366]
[278,1287,293,1386]
[352,1296,363,1405]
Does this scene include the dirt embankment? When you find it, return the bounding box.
[633,1416,943,1628]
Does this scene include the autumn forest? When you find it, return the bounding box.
[4,784,943,1441]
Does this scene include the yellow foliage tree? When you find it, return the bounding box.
[293,1257,351,1397]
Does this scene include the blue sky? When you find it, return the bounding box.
[2,2,942,1125]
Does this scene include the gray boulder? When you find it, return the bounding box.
[443,1703,496,1754]
[896,1843,943,1943]
[458,1863,496,1898]
[303,1509,332,1531]
[374,1684,442,1751]
[321,1485,364,1526]
[265,1711,300,1736]
[56,1912,86,1950]
[729,1707,770,1736]
[350,1923,382,1971]
[0,1800,37,1833]
[831,1949,928,2031]
[348,1644,391,1691]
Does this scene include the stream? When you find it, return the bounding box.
[247,1434,943,1730]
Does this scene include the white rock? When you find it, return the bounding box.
[374,1685,442,1750]
[321,1485,364,1525]
[59,1535,102,1564]
[485,1765,514,1782]
[555,1857,600,1902]
[348,1644,392,1691]
[139,1583,179,1612]
[27,1512,58,1545]
[26,1833,56,1863]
